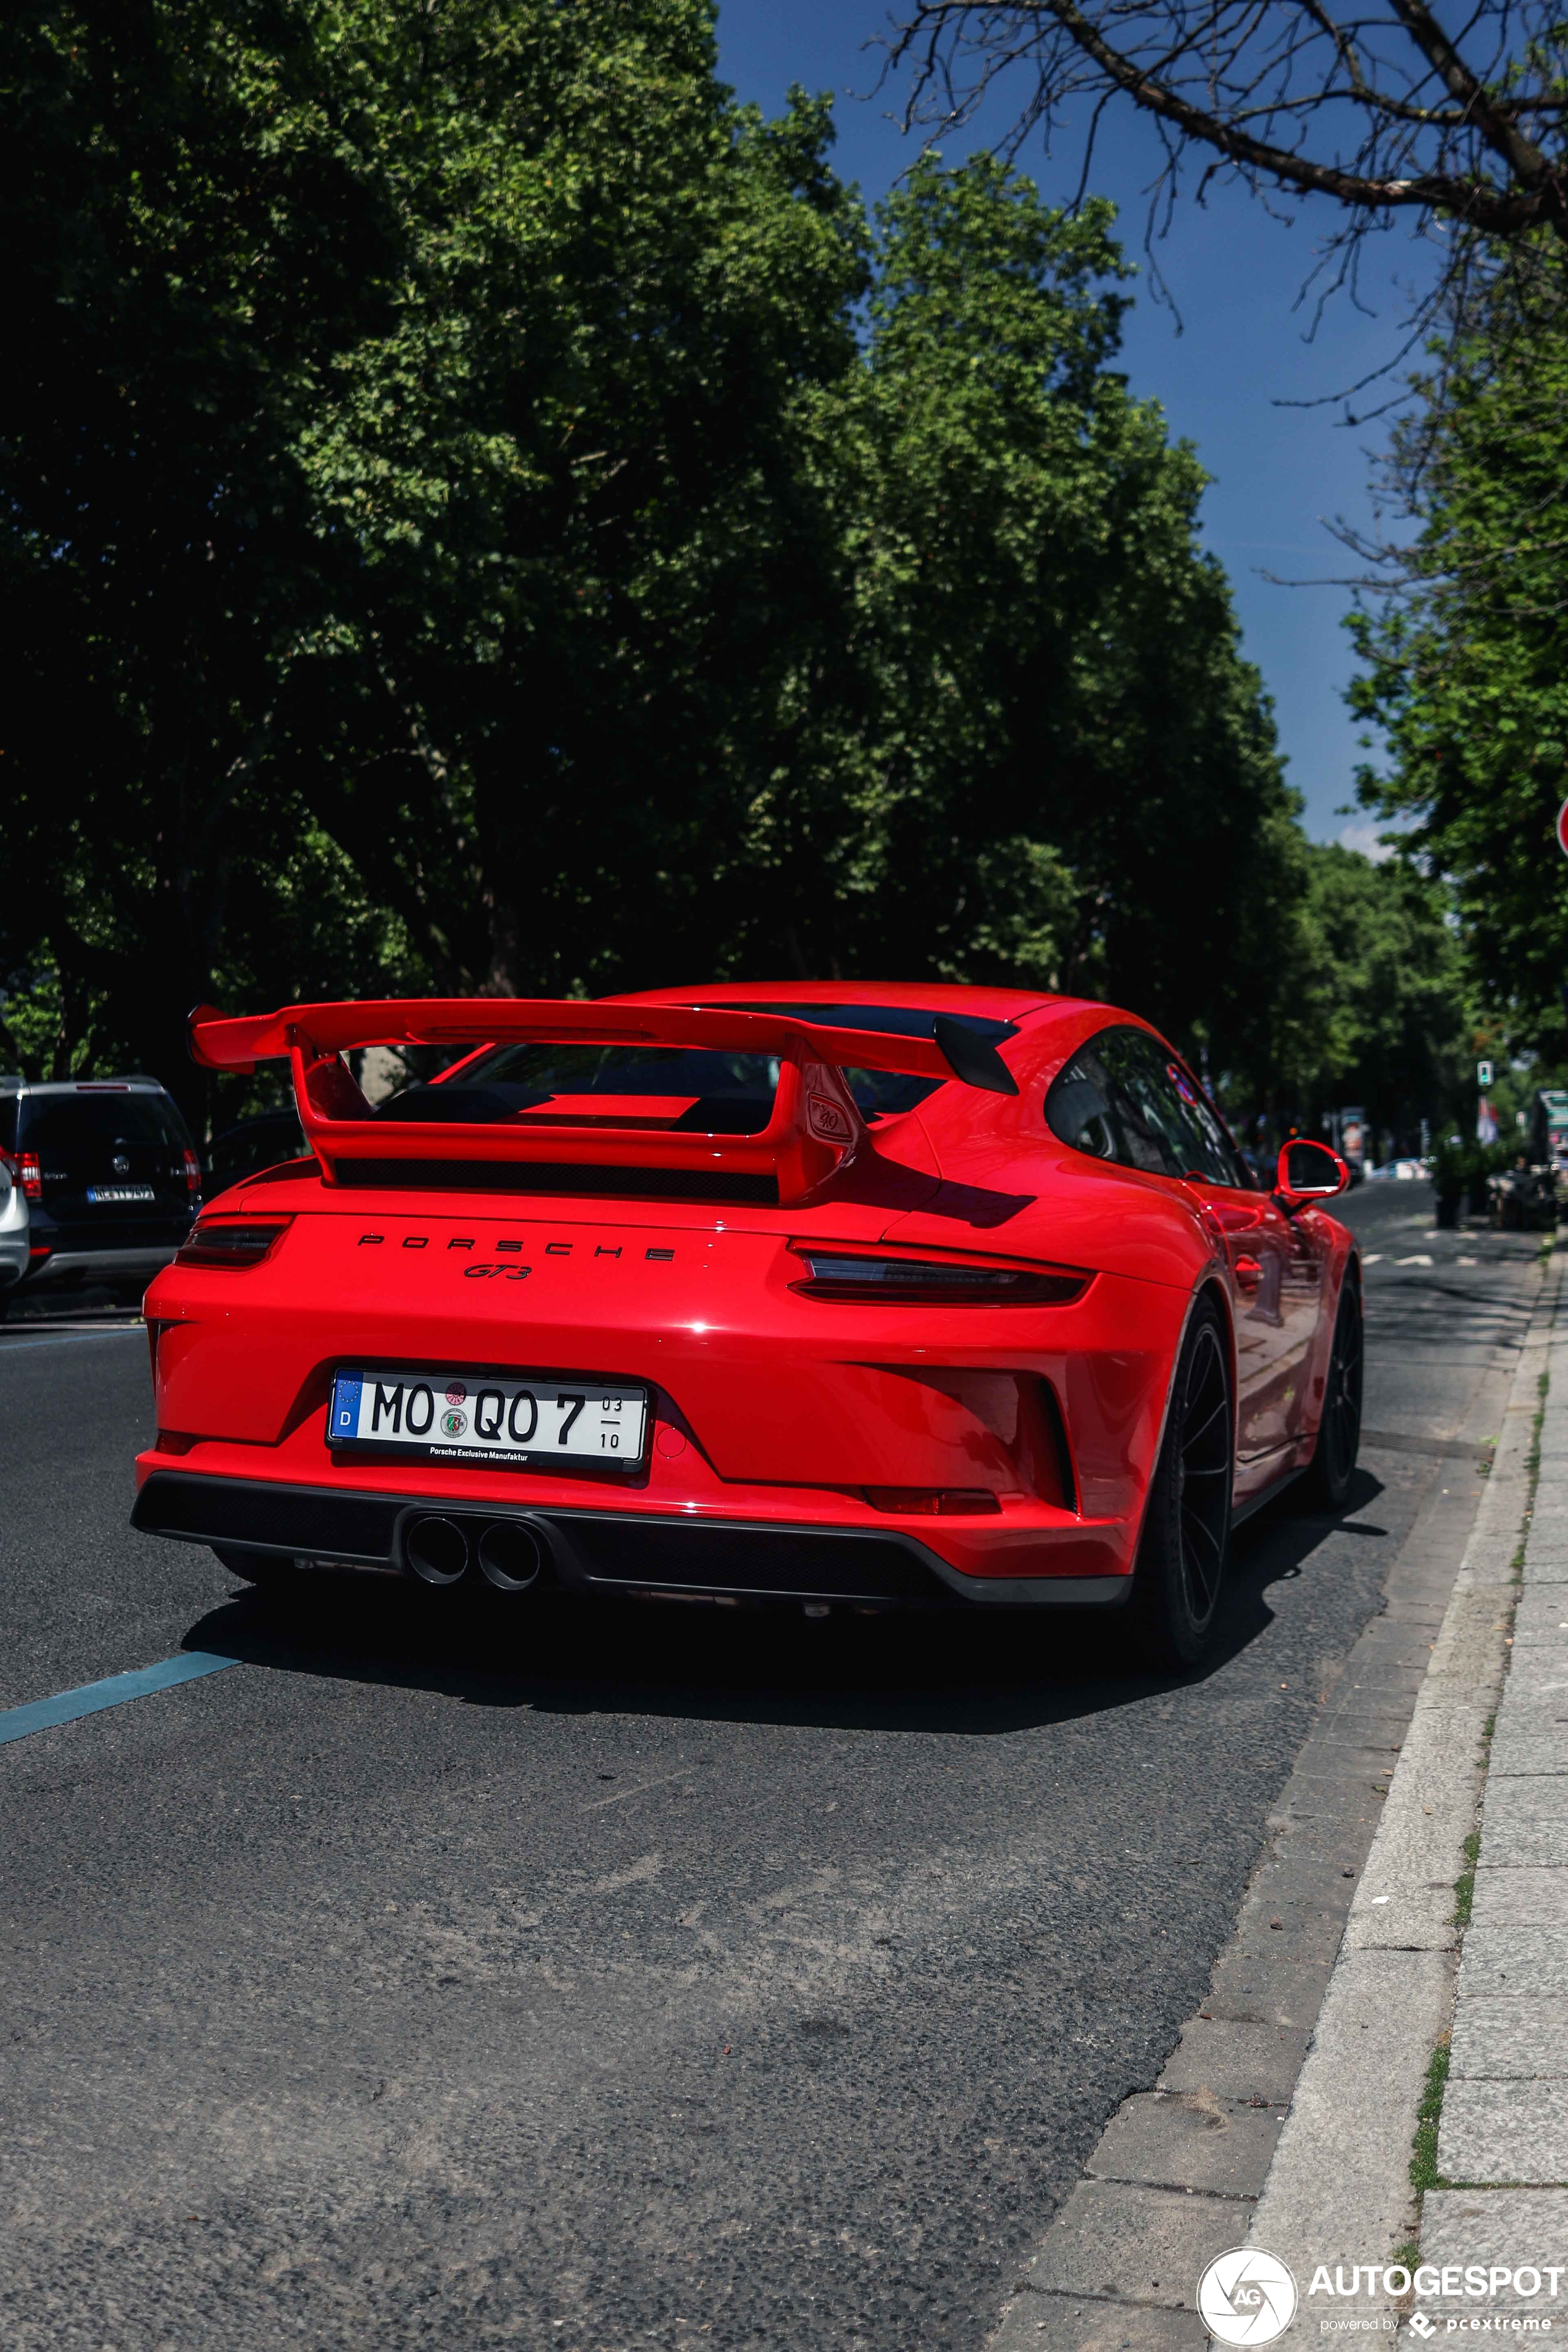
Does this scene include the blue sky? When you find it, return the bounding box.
[715,0,1440,849]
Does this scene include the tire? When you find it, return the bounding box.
[214,1545,298,1587]
[1301,1279,1364,1511]
[1130,1300,1233,1671]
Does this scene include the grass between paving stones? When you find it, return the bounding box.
[1453,1832,1482,1930]
[1409,2038,1453,2195]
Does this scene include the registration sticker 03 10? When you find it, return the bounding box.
[329,1367,648,1469]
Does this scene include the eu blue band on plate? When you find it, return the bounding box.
[332,1373,362,1438]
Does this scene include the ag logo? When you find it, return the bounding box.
[807,1094,852,1145]
[1196,2249,1298,2346]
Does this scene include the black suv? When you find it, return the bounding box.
[0,1077,201,1312]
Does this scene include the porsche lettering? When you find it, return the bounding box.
[354,1229,680,1264]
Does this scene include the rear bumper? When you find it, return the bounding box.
[131,1470,1132,1610]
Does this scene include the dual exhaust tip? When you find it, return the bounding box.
[404,1514,543,1593]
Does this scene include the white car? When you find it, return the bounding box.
[0,1155,28,1306]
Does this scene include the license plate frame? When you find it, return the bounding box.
[329,1367,649,1471]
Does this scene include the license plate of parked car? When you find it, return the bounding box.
[329,1367,648,1466]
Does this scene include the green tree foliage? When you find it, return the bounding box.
[1266,842,1470,1143]
[285,7,871,999]
[1349,257,1568,1057]
[0,0,417,1090]
[0,0,1414,1128]
[0,0,518,1057]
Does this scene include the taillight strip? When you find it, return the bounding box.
[787,1243,1088,1305]
[175,1216,293,1269]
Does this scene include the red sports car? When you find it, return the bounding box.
[131,983,1362,1666]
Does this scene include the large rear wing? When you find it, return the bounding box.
[188,996,1019,1205]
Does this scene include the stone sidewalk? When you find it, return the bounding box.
[1419,1292,1568,2321]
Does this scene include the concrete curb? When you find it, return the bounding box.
[1243,1246,1559,2326]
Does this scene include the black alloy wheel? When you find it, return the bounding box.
[1303,1280,1364,1511]
[1131,1299,1234,1670]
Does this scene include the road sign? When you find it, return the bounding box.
[1559,797,1568,858]
[1478,1059,1495,1087]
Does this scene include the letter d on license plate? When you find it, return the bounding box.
[330,1367,648,1467]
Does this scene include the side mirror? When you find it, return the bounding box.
[1276,1139,1350,1205]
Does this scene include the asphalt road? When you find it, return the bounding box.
[0,1183,1544,2352]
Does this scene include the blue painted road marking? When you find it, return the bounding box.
[0,1652,238,1747]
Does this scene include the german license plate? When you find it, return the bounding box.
[86,1185,156,1204]
[329,1367,648,1468]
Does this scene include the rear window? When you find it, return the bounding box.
[0,1096,15,1153]
[380,1045,782,1136]
[382,1020,952,1128]
[20,1093,189,1153]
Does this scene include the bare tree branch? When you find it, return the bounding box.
[880,3,1568,270]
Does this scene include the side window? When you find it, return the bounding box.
[1157,1055,1251,1188]
[1046,1031,1182,1176]
[1041,1048,1130,1168]
[1046,1028,1248,1187]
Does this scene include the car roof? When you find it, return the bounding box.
[608,979,1090,1027]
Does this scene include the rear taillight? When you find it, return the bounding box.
[175,1216,292,1269]
[788,1245,1088,1304]
[182,1148,202,1198]
[3,1149,42,1200]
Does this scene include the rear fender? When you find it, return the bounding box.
[1125,1276,1238,1569]
[1298,1230,1359,1453]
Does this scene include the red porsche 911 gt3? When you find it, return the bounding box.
[131,983,1361,1666]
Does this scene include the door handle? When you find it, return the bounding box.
[1233,1255,1262,1292]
